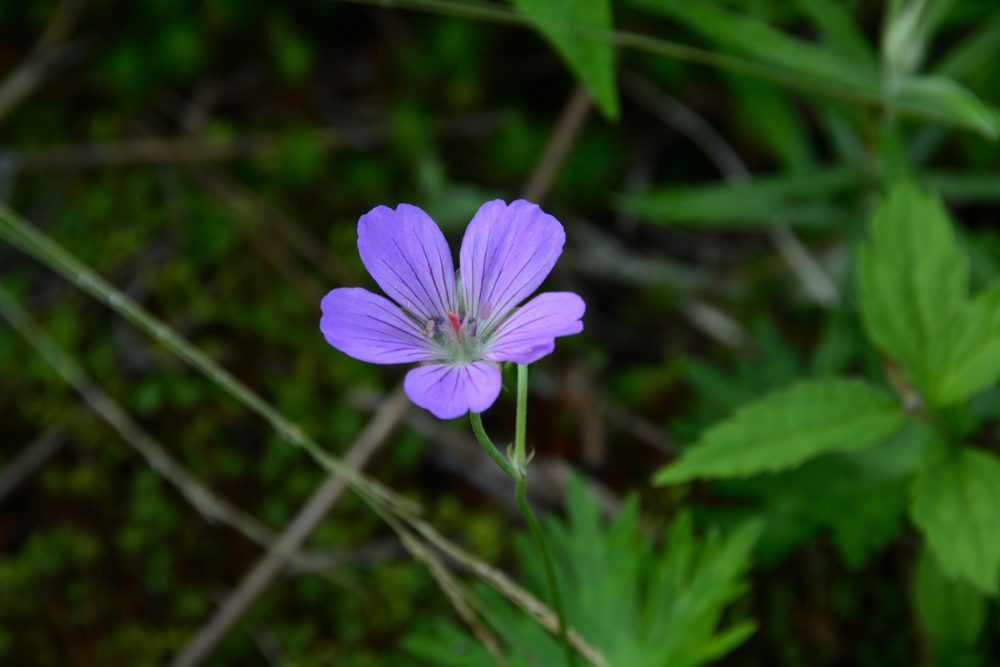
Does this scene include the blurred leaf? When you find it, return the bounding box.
[406,477,762,666]
[857,182,970,389]
[794,0,874,65]
[927,284,1000,406]
[882,0,955,75]
[511,0,619,119]
[636,0,880,91]
[913,547,987,662]
[911,447,1000,594]
[270,19,314,81]
[891,76,998,139]
[725,422,939,567]
[925,171,1000,203]
[620,166,865,228]
[934,11,1000,80]
[655,378,907,484]
[728,76,815,171]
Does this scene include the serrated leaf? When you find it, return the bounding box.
[857,183,970,388]
[910,447,1000,594]
[654,379,907,484]
[724,421,940,567]
[927,284,1000,406]
[511,0,619,119]
[913,547,987,658]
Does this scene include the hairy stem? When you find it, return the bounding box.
[513,364,574,667]
[470,411,518,481]
[470,364,575,667]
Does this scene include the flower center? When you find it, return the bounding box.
[425,310,484,363]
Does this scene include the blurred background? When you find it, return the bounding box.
[1,0,999,665]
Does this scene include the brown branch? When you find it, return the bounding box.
[621,72,841,308]
[169,388,409,667]
[0,0,88,123]
[0,428,66,503]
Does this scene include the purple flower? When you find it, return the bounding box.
[320,199,585,419]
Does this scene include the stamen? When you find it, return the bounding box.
[425,316,445,339]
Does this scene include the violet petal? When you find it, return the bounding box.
[358,204,457,321]
[485,291,584,364]
[320,287,436,364]
[404,362,502,419]
[459,199,565,332]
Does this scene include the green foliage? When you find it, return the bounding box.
[636,0,880,91]
[4,0,1000,664]
[927,284,1000,406]
[910,447,1000,594]
[857,183,970,389]
[655,379,906,484]
[891,76,998,140]
[405,477,762,666]
[723,422,938,567]
[913,547,987,665]
[619,167,864,228]
[511,0,619,119]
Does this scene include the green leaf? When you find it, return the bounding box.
[891,76,998,139]
[882,0,956,75]
[857,182,970,388]
[794,0,874,65]
[933,11,1000,81]
[724,421,939,567]
[404,477,761,666]
[727,76,815,171]
[927,284,1000,406]
[654,378,907,484]
[910,447,1000,594]
[913,547,987,659]
[925,171,1000,203]
[620,166,866,229]
[511,0,619,119]
[636,0,880,92]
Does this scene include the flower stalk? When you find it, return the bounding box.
[469,363,575,667]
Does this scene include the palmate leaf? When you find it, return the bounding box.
[404,477,761,667]
[857,183,970,389]
[511,0,619,119]
[910,447,1000,594]
[654,379,907,484]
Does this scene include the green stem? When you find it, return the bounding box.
[516,477,575,667]
[513,363,574,667]
[469,364,575,667]
[470,412,518,481]
[514,364,528,470]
